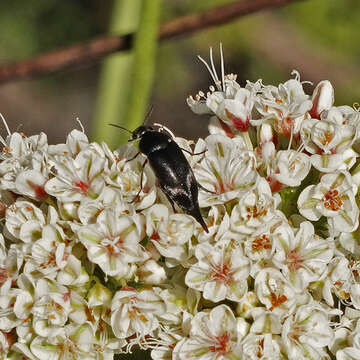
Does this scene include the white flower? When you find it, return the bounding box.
[298,171,359,233]
[250,72,312,138]
[255,268,302,317]
[185,237,250,302]
[173,304,244,360]
[273,221,334,290]
[187,46,253,133]
[241,333,283,360]
[111,287,165,339]
[30,323,95,360]
[145,204,195,264]
[272,149,311,187]
[194,134,258,206]
[5,200,45,242]
[45,148,106,202]
[300,116,356,172]
[15,169,48,201]
[282,302,334,359]
[309,80,334,119]
[78,208,145,277]
[230,178,281,235]
[0,131,48,192]
[196,205,230,243]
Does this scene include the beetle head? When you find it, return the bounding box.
[131,125,156,140]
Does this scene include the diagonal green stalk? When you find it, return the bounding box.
[91,0,141,147]
[124,0,162,134]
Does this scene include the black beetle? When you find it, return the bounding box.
[110,123,209,233]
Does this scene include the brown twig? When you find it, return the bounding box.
[0,0,300,84]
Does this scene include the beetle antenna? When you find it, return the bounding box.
[143,105,154,125]
[108,123,133,134]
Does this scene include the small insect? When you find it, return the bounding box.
[110,123,209,233]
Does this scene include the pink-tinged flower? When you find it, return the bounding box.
[193,134,258,206]
[15,169,48,201]
[5,200,45,242]
[250,72,312,139]
[212,88,253,132]
[300,117,356,172]
[0,131,48,192]
[0,235,21,294]
[187,46,254,134]
[255,268,303,318]
[78,208,145,277]
[185,237,250,302]
[272,149,311,187]
[241,333,283,360]
[272,221,334,290]
[298,171,359,233]
[196,205,230,243]
[111,287,165,339]
[309,80,334,119]
[323,256,351,307]
[48,129,89,157]
[145,204,195,265]
[173,305,244,360]
[230,178,282,235]
[23,224,71,277]
[282,303,334,359]
[30,323,95,360]
[45,148,106,202]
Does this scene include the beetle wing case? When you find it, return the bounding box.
[139,130,208,232]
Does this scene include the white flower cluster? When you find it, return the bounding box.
[1,52,360,360]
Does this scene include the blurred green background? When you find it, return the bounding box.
[0,0,359,359]
[0,0,359,146]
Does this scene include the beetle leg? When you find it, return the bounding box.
[126,151,141,163]
[130,159,148,203]
[180,148,207,156]
[198,183,217,195]
[167,196,177,213]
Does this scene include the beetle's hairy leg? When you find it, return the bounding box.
[126,151,140,163]
[130,159,148,203]
[198,183,217,195]
[180,148,208,156]
[167,196,177,213]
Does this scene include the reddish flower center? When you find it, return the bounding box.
[208,332,231,355]
[246,205,267,219]
[0,268,9,285]
[252,234,271,252]
[211,263,233,284]
[286,249,303,271]
[323,189,342,211]
[318,130,334,146]
[225,108,249,132]
[74,181,90,195]
[269,292,288,311]
[150,232,160,241]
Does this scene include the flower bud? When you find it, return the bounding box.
[87,282,112,307]
[309,80,334,119]
[138,259,166,285]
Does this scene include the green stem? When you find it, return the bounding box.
[125,0,162,132]
[91,0,141,147]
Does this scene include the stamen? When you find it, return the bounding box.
[288,124,294,150]
[76,117,85,133]
[197,55,218,86]
[209,47,219,83]
[0,113,11,136]
[220,43,225,92]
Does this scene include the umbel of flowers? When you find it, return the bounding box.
[1,51,360,360]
